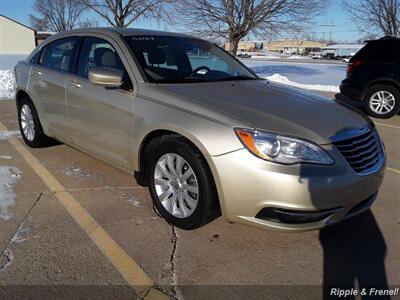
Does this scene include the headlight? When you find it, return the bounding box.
[235,128,334,165]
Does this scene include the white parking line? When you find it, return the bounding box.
[375,122,400,130]
[0,124,168,299]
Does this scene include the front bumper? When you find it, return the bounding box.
[210,146,385,231]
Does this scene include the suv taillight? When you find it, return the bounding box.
[347,60,362,75]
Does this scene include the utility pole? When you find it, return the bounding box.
[329,20,335,43]
[320,22,335,43]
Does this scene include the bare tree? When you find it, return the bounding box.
[30,0,87,32]
[78,0,170,28]
[342,0,400,37]
[78,18,100,28]
[174,0,328,54]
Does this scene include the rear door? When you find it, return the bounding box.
[65,35,135,170]
[28,37,80,139]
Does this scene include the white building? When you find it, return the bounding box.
[321,44,365,58]
[0,15,36,55]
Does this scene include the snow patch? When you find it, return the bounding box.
[64,166,92,179]
[286,55,309,60]
[0,70,16,100]
[265,74,340,93]
[0,156,12,160]
[0,130,20,140]
[244,60,346,86]
[128,196,141,207]
[0,166,22,221]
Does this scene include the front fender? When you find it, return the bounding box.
[130,96,245,218]
[131,96,244,169]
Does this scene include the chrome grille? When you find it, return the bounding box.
[332,127,384,175]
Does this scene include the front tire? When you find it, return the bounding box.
[364,85,400,119]
[17,97,52,148]
[146,135,220,230]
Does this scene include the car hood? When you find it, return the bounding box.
[156,80,370,144]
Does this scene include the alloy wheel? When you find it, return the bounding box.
[153,153,199,218]
[369,91,396,115]
[20,104,35,141]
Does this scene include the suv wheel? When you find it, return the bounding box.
[364,85,400,119]
[146,135,220,229]
[17,97,52,147]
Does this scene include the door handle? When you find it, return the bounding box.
[67,80,82,89]
[32,70,42,76]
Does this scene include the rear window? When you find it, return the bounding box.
[29,50,41,64]
[39,37,79,72]
[353,40,400,62]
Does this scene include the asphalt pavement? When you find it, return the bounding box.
[0,97,399,300]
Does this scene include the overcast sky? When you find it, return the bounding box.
[2,0,364,43]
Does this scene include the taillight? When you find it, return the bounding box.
[347,60,362,75]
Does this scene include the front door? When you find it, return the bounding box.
[65,36,135,170]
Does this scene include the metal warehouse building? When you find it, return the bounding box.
[0,15,36,55]
[225,39,326,54]
[321,44,365,58]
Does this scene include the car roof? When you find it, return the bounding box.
[364,36,400,43]
[36,27,199,49]
[53,27,194,39]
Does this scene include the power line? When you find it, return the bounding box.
[320,21,335,42]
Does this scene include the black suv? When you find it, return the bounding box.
[339,37,400,119]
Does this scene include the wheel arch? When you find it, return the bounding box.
[134,127,226,219]
[16,88,51,136]
[15,89,32,107]
[365,79,400,95]
[135,127,214,186]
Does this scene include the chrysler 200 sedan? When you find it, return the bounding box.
[14,28,386,230]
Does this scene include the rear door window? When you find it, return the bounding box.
[39,37,79,72]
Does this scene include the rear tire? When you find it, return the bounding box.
[364,85,400,119]
[146,135,220,230]
[17,97,53,148]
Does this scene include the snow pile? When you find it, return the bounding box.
[265,74,340,93]
[0,70,16,100]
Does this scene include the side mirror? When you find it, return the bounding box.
[89,67,123,88]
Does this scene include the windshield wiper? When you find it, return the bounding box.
[183,77,211,82]
[216,75,258,81]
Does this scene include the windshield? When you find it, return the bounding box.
[125,35,258,83]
